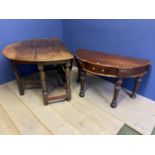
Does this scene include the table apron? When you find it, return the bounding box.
[77,61,149,78]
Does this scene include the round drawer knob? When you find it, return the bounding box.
[92,67,95,70]
[120,70,127,73]
[102,69,104,72]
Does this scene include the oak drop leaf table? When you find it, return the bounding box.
[3,38,73,105]
[75,49,151,108]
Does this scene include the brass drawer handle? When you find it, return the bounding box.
[102,69,104,72]
[120,70,127,73]
[92,67,95,70]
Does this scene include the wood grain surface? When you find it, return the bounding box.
[3,38,73,62]
[75,49,150,69]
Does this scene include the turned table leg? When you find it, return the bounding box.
[37,64,48,105]
[79,70,86,97]
[65,61,71,101]
[11,61,24,95]
[111,78,123,108]
[130,76,142,98]
[77,66,82,83]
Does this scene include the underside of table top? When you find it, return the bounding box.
[75,49,150,69]
[2,38,73,62]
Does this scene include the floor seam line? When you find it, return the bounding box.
[70,97,121,134]
[6,85,53,135]
[28,89,81,134]
[0,104,21,134]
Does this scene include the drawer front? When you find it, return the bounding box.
[118,67,146,77]
[83,62,118,76]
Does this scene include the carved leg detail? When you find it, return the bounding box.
[65,61,71,101]
[130,77,142,98]
[11,61,24,95]
[38,64,48,105]
[111,78,123,108]
[79,70,86,97]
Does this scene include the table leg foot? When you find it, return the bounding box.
[19,90,24,96]
[111,78,123,108]
[111,101,117,108]
[43,92,48,105]
[130,94,136,98]
[130,77,142,99]
[79,91,85,97]
[66,91,71,101]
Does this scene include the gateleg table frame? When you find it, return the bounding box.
[3,38,73,105]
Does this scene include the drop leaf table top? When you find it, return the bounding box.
[3,38,73,62]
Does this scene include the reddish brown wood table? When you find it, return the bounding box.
[75,49,151,108]
[3,38,73,105]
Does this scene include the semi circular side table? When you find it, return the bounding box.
[3,38,73,105]
[75,49,151,108]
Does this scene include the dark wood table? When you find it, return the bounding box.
[75,49,151,108]
[3,38,73,105]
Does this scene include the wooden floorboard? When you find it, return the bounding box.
[71,68,155,135]
[0,85,51,135]
[71,91,123,134]
[7,81,80,135]
[30,77,123,134]
[51,102,109,134]
[0,105,20,134]
[0,67,154,134]
[32,89,110,134]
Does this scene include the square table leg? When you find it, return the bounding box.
[11,60,24,95]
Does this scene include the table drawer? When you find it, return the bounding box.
[83,62,118,76]
[117,67,147,77]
